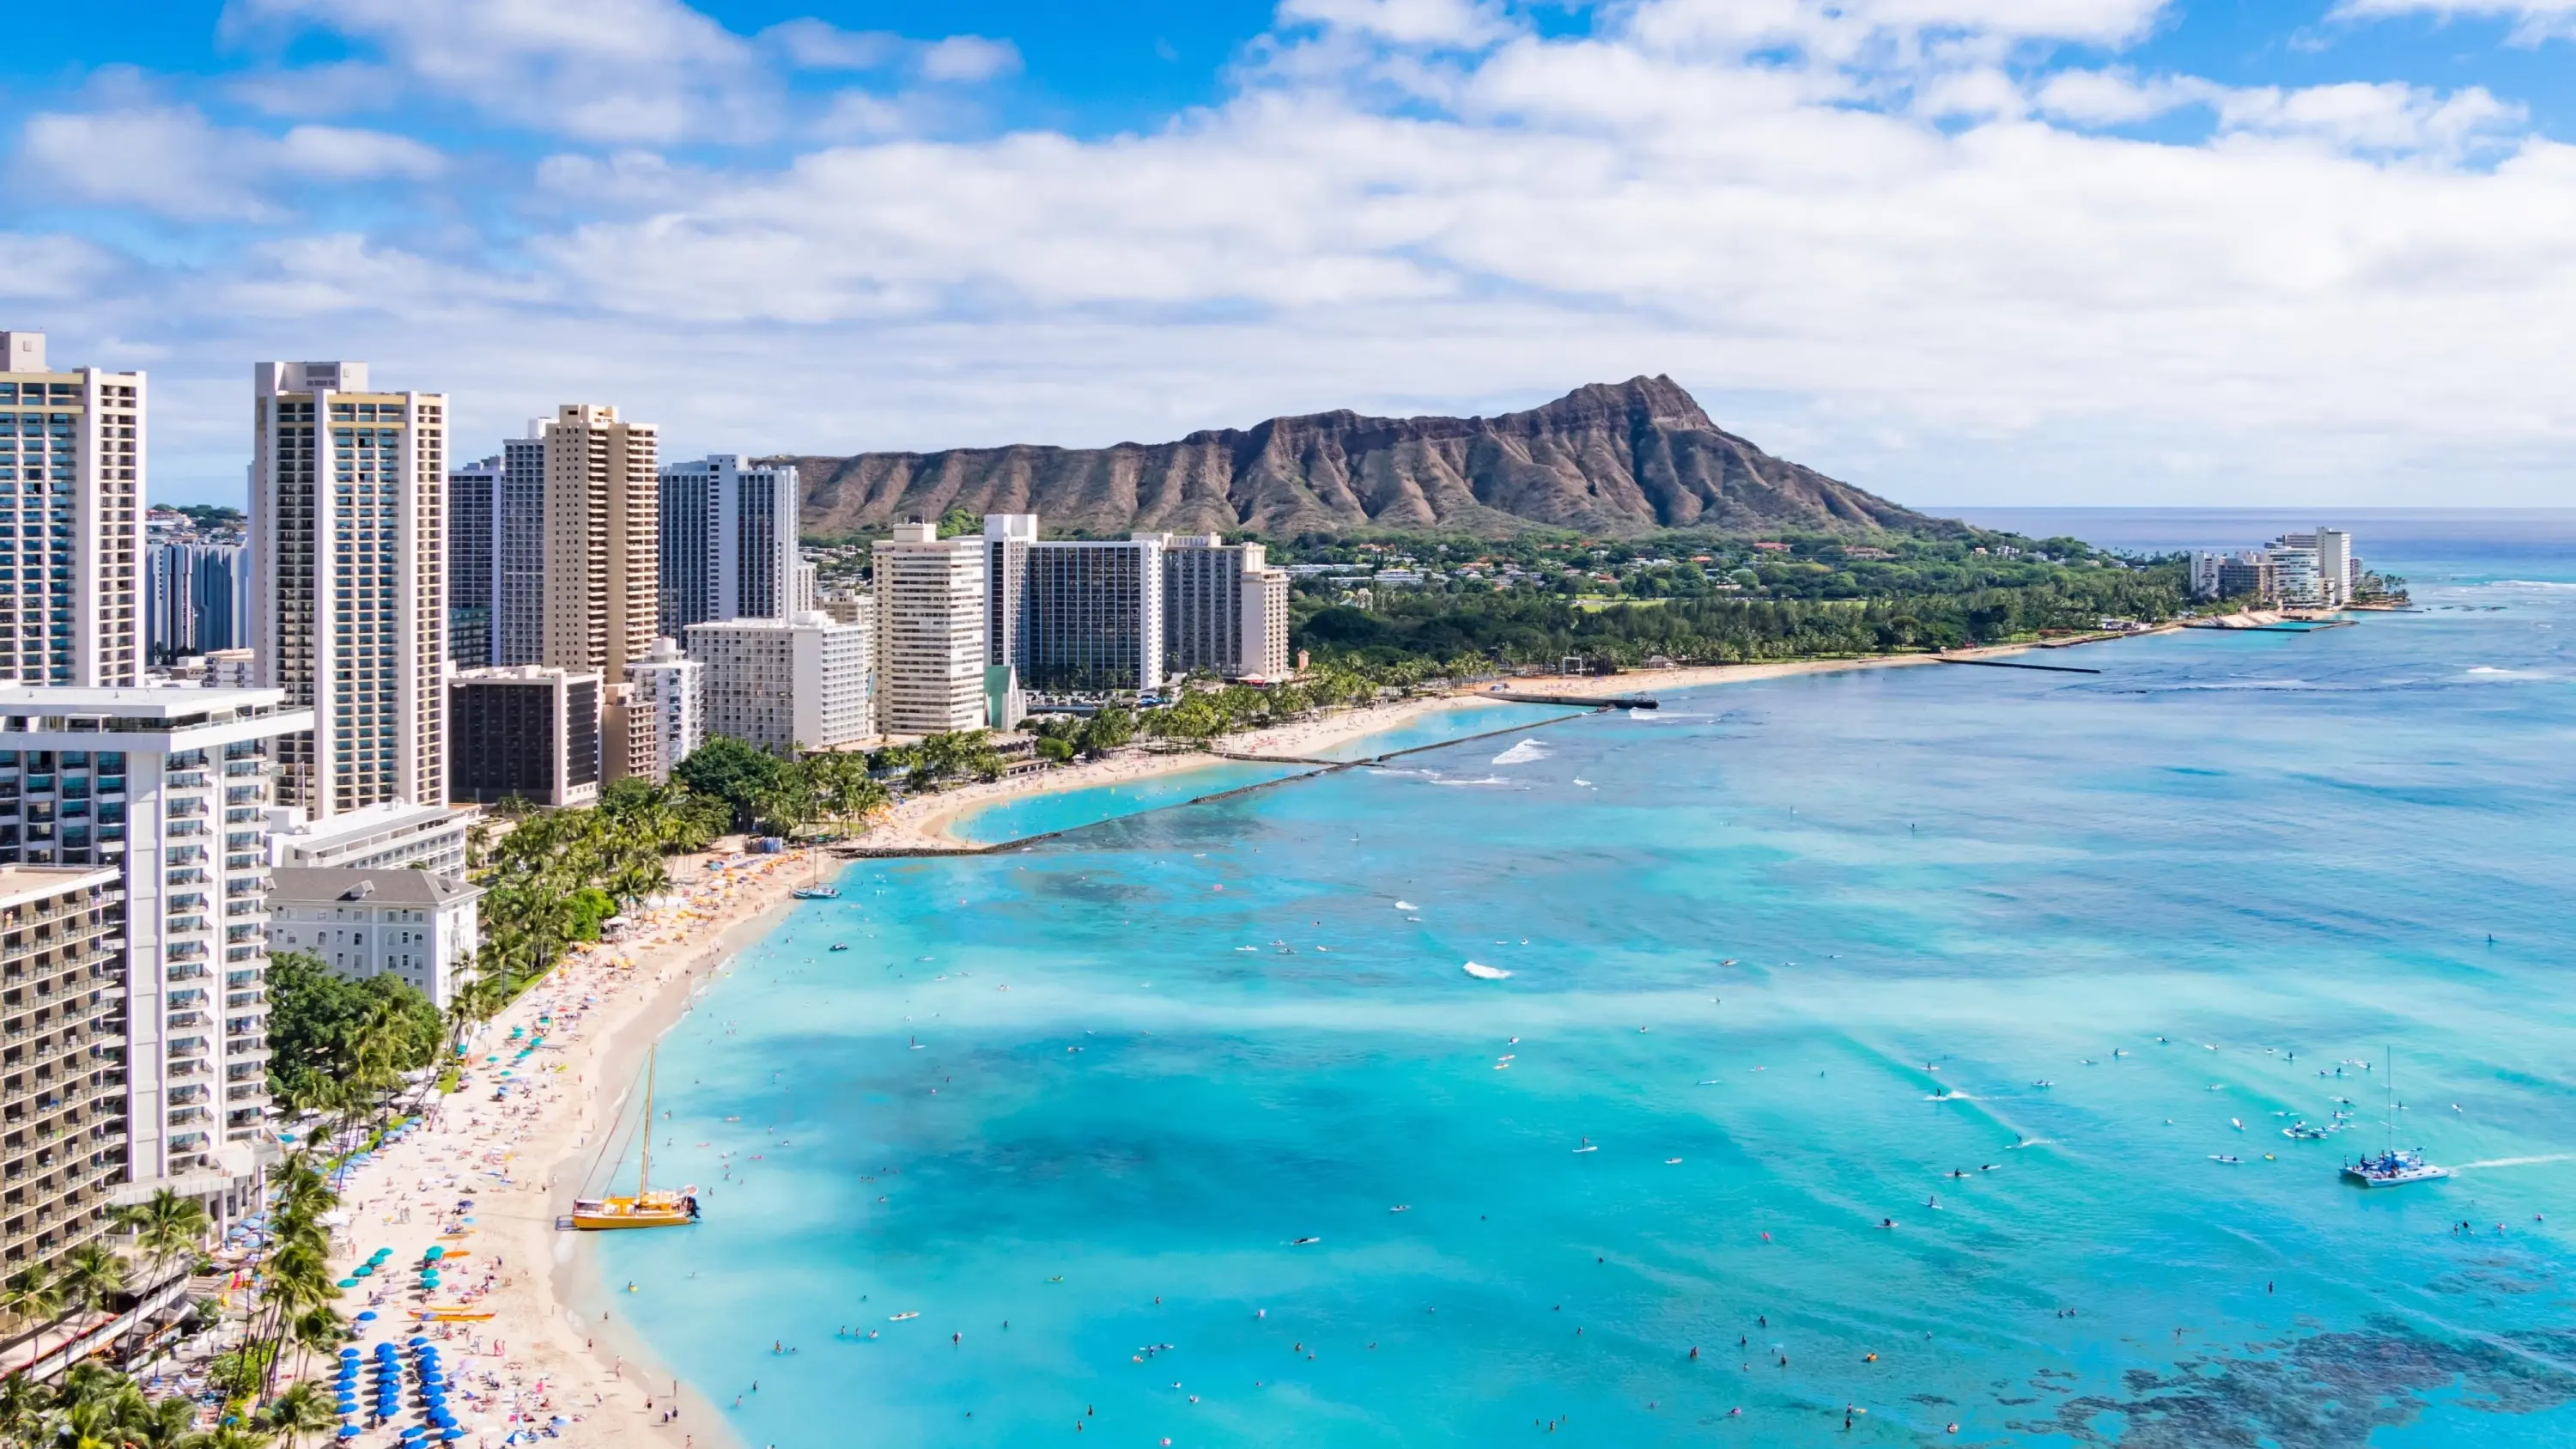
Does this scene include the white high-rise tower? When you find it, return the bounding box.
[248,362,449,818]
[0,332,144,685]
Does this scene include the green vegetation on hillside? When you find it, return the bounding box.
[1278,528,2189,670]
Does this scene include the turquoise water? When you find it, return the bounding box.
[945,762,1316,846]
[596,539,2576,1447]
[945,701,1594,846]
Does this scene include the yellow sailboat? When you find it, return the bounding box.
[572,1046,699,1231]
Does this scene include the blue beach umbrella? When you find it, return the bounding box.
[338,1347,361,1358]
[336,1428,359,1440]
[356,1311,378,1321]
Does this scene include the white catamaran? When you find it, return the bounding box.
[2340,1049,2449,1189]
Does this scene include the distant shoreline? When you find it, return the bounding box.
[854,628,2182,855]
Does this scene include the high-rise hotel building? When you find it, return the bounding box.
[872,522,986,736]
[446,456,500,667]
[658,455,799,631]
[1157,534,1292,681]
[0,332,144,687]
[0,688,310,1222]
[538,405,658,683]
[536,406,657,782]
[248,362,447,819]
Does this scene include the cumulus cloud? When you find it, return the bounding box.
[760,18,901,70]
[224,0,773,142]
[2333,0,2576,44]
[1278,0,1519,47]
[29,0,2576,508]
[15,104,440,219]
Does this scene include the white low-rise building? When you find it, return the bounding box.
[266,868,482,1008]
[685,609,872,755]
[625,636,703,782]
[267,799,472,882]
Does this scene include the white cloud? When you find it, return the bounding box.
[1279,0,1518,47]
[15,104,440,220]
[0,235,119,301]
[2332,0,2576,44]
[760,19,900,70]
[2032,67,2214,125]
[33,0,2576,508]
[2213,82,2524,155]
[917,37,1023,82]
[223,0,771,142]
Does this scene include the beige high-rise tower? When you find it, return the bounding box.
[537,405,658,780]
[0,332,144,686]
[250,362,448,817]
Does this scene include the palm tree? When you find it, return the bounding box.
[116,1390,199,1449]
[189,1420,276,1449]
[258,1379,335,1449]
[55,1243,125,1365]
[112,1190,210,1289]
[0,1263,62,1363]
[0,1372,52,1444]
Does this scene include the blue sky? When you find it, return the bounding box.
[3,1,2573,509]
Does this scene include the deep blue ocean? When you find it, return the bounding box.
[592,512,2576,1447]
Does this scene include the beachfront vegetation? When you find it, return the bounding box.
[265,952,442,1106]
[1286,551,2190,672]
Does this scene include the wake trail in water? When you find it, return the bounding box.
[2454,1153,2576,1171]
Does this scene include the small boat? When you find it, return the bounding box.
[1394,900,1418,911]
[829,943,849,953]
[573,1047,701,1231]
[1461,961,1510,980]
[2209,1154,2241,1164]
[1289,1237,1321,1246]
[2281,1121,2333,1140]
[792,886,841,900]
[1572,1138,1597,1154]
[889,1312,920,1321]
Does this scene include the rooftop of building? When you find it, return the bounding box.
[452,665,602,684]
[271,800,474,846]
[0,685,287,714]
[0,865,118,911]
[267,867,482,906]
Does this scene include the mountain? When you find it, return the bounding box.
[777,376,1948,540]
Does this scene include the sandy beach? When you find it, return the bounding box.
[300,631,2167,1448]
[315,847,811,1449]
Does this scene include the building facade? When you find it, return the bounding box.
[266,868,482,1009]
[539,405,658,683]
[0,332,144,687]
[625,636,703,783]
[872,522,986,736]
[447,455,499,667]
[0,687,311,1215]
[0,866,126,1273]
[448,666,600,807]
[656,455,799,632]
[265,800,471,882]
[1021,538,1163,694]
[248,361,448,820]
[491,435,546,667]
[685,610,872,756]
[981,514,1036,677]
[146,542,251,661]
[1157,533,1292,680]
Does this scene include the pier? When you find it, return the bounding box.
[1935,656,2103,676]
[1486,691,1658,709]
